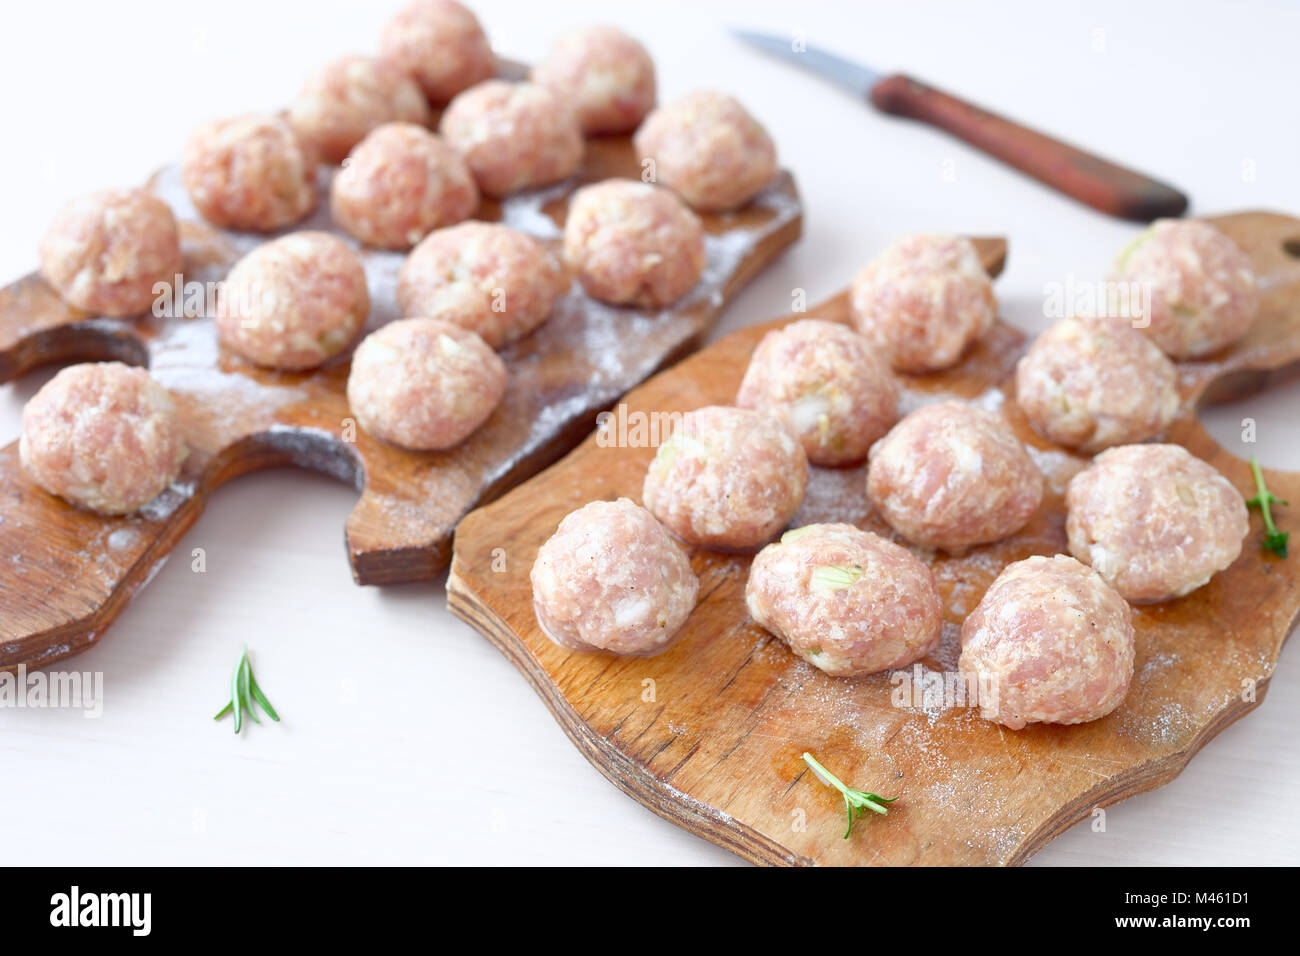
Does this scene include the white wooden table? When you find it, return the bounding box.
[1,0,1297,865]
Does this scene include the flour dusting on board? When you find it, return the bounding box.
[499,180,570,239]
[107,528,139,552]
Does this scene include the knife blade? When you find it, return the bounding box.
[731,28,1188,222]
[731,28,882,97]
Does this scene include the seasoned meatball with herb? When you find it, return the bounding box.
[747,523,941,676]
[737,319,898,466]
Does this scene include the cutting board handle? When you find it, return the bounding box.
[870,73,1189,222]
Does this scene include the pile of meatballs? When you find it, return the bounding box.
[22,2,780,511]
[532,222,1262,732]
[14,2,1265,735]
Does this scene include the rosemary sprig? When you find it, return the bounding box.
[1246,457,1289,557]
[214,645,280,733]
[802,752,897,839]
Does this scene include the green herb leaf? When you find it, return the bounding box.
[230,648,244,734]
[249,675,280,723]
[1247,457,1289,558]
[810,564,864,592]
[214,645,281,734]
[802,752,896,839]
[239,655,260,725]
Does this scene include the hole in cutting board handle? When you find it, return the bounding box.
[1283,237,1300,258]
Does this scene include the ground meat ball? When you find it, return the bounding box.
[289,55,431,165]
[736,319,899,467]
[439,80,583,197]
[39,188,181,318]
[1014,316,1179,453]
[849,234,996,373]
[531,498,699,655]
[378,0,495,104]
[182,114,318,232]
[531,25,656,135]
[1065,443,1248,602]
[746,523,941,676]
[633,90,777,212]
[331,123,478,250]
[642,405,808,550]
[959,554,1135,729]
[867,401,1042,553]
[20,362,188,515]
[217,232,369,370]
[396,221,564,348]
[346,317,505,450]
[563,179,705,308]
[1110,218,1259,360]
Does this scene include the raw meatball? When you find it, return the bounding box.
[959,554,1135,729]
[289,55,431,164]
[217,232,369,370]
[396,221,564,348]
[330,123,478,250]
[39,188,181,318]
[737,319,899,467]
[1065,443,1248,602]
[531,498,699,655]
[20,362,187,515]
[378,0,495,104]
[850,235,996,373]
[346,317,505,450]
[1110,218,1259,360]
[1015,316,1180,453]
[867,401,1042,553]
[563,179,705,308]
[642,405,808,550]
[531,25,656,135]
[182,114,318,232]
[439,80,583,197]
[633,90,777,212]
[746,523,941,676]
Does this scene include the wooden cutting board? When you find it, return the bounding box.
[447,212,1300,866]
[0,130,802,673]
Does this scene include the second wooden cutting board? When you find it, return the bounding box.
[448,213,1300,865]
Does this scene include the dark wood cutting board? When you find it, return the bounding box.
[0,138,802,672]
[447,212,1300,865]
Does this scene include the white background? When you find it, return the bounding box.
[2,0,1298,865]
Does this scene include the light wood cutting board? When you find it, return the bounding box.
[0,100,803,672]
[448,212,1300,865]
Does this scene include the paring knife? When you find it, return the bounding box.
[732,28,1189,222]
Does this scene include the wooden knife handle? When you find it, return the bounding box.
[870,73,1188,222]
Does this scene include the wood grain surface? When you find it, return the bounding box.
[448,212,1300,866]
[0,135,803,673]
